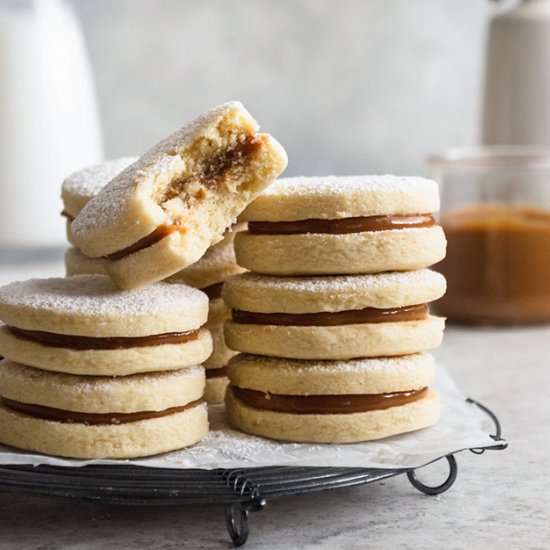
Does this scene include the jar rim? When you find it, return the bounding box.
[428,146,550,168]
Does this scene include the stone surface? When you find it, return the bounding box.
[0,263,548,548]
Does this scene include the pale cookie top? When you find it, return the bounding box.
[61,157,138,218]
[241,175,440,222]
[222,270,446,313]
[228,353,435,394]
[0,361,204,413]
[167,239,246,288]
[71,101,285,258]
[0,275,208,337]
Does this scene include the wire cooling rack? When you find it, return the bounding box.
[0,398,507,547]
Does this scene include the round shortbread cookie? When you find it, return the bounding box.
[241,175,440,222]
[224,317,444,360]
[234,226,447,276]
[65,241,245,291]
[0,325,212,376]
[70,102,287,289]
[204,326,237,370]
[0,360,205,413]
[0,399,208,459]
[0,275,208,337]
[65,247,108,276]
[168,243,246,289]
[226,387,440,443]
[227,353,435,395]
[205,376,229,404]
[61,157,138,219]
[223,270,446,313]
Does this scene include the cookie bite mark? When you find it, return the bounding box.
[231,304,429,326]
[2,397,203,425]
[248,214,435,235]
[230,386,428,414]
[8,326,200,351]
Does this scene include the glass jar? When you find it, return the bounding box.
[428,146,550,324]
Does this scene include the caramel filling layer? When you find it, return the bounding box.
[106,136,263,262]
[232,386,428,414]
[201,282,224,300]
[206,366,228,379]
[106,224,181,261]
[61,211,75,221]
[9,326,199,351]
[248,214,435,235]
[2,397,202,425]
[232,304,428,326]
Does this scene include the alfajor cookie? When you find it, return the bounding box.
[0,275,212,376]
[0,360,208,458]
[223,270,446,360]
[61,157,137,243]
[235,175,446,275]
[70,102,287,289]
[225,353,439,443]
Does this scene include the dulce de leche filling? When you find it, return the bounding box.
[201,282,224,300]
[232,386,428,414]
[232,303,429,326]
[205,366,229,379]
[106,136,263,262]
[248,214,435,235]
[2,397,202,425]
[9,326,199,351]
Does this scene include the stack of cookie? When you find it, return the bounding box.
[223,176,448,443]
[62,162,246,403]
[0,101,288,458]
[0,276,211,458]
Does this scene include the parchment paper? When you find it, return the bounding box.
[0,365,499,470]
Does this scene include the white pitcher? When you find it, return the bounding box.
[482,0,550,146]
[0,0,103,247]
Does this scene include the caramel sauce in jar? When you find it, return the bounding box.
[435,205,550,323]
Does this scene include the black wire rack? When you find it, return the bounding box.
[0,398,507,547]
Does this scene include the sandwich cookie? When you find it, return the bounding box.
[71,102,287,289]
[236,175,446,275]
[0,275,212,376]
[64,242,243,403]
[226,353,439,443]
[0,360,207,458]
[61,157,137,244]
[223,270,446,360]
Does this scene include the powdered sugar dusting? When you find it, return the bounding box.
[224,269,444,295]
[262,175,437,197]
[72,102,252,236]
[0,275,207,318]
[230,353,431,374]
[1,361,204,395]
[61,157,137,205]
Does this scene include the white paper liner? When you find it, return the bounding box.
[0,365,498,470]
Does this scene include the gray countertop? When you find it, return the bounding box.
[0,262,548,549]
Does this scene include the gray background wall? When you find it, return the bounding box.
[73,0,494,177]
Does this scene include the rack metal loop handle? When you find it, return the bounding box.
[225,502,250,547]
[407,454,458,495]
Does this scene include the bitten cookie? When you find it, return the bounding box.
[0,360,208,458]
[71,102,287,288]
[61,157,137,243]
[223,270,446,360]
[0,275,212,375]
[225,353,439,443]
[235,175,446,275]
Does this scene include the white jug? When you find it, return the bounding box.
[0,0,103,247]
[482,0,550,146]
